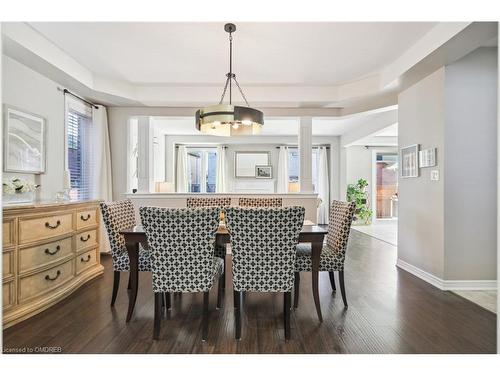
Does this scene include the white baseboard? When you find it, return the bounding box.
[396,259,497,291]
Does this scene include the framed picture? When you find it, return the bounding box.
[400,144,419,178]
[3,105,46,174]
[419,148,437,168]
[234,151,270,177]
[255,165,272,179]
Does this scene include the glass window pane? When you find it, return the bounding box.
[187,151,202,192]
[312,149,319,193]
[67,110,92,200]
[206,151,217,193]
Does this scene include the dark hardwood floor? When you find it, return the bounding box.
[2,231,496,354]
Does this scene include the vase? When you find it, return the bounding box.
[2,192,34,205]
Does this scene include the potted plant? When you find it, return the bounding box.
[2,177,40,205]
[346,178,372,225]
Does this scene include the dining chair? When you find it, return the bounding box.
[139,206,224,341]
[186,197,231,290]
[238,197,283,207]
[225,206,305,340]
[294,200,355,308]
[100,199,151,306]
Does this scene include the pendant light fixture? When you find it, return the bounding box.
[195,23,264,136]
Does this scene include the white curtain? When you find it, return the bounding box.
[317,147,330,224]
[276,146,289,193]
[216,146,226,193]
[176,145,188,192]
[92,105,113,252]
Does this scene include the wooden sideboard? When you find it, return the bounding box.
[2,200,104,328]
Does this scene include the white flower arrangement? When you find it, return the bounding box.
[2,178,40,195]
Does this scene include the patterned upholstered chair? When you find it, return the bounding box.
[238,197,283,208]
[225,206,305,340]
[100,199,151,306]
[139,206,224,341]
[186,197,231,291]
[294,200,355,308]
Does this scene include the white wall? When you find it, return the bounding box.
[443,47,497,280]
[2,55,65,201]
[397,47,497,285]
[165,135,339,195]
[398,67,446,278]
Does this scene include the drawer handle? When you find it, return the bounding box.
[81,254,92,263]
[45,220,61,229]
[80,234,91,242]
[80,214,91,221]
[45,270,61,281]
[45,245,61,256]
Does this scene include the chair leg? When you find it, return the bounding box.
[339,270,348,307]
[165,292,171,310]
[234,290,242,340]
[202,291,209,342]
[293,272,300,308]
[111,271,120,306]
[329,271,336,291]
[284,291,291,340]
[127,273,132,290]
[153,292,162,340]
[217,271,224,309]
[222,256,226,290]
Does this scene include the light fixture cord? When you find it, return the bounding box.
[217,24,250,108]
[229,31,233,105]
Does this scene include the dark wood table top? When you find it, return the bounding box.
[120,224,328,236]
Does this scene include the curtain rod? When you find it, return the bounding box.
[58,87,99,109]
[175,145,228,149]
[275,145,330,149]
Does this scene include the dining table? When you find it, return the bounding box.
[120,223,328,323]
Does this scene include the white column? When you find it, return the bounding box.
[137,116,154,193]
[299,116,314,193]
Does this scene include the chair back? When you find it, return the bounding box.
[186,197,231,208]
[225,206,305,292]
[238,197,283,208]
[139,207,220,293]
[100,199,137,259]
[326,200,356,258]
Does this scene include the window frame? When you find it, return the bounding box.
[184,146,218,193]
[287,147,321,193]
[65,96,93,201]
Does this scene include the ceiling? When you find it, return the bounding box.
[374,123,398,137]
[5,22,493,111]
[28,22,436,86]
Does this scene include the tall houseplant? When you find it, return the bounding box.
[346,178,372,225]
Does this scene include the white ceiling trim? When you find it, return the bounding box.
[1,22,486,111]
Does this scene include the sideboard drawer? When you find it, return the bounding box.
[3,280,15,311]
[76,248,98,275]
[19,237,73,274]
[77,208,98,230]
[2,249,15,280]
[76,229,98,252]
[19,213,74,244]
[3,219,16,247]
[19,259,74,302]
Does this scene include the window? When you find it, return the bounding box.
[186,148,217,193]
[128,118,139,192]
[287,148,320,192]
[66,97,93,200]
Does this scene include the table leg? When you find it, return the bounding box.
[126,242,139,322]
[311,240,323,322]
